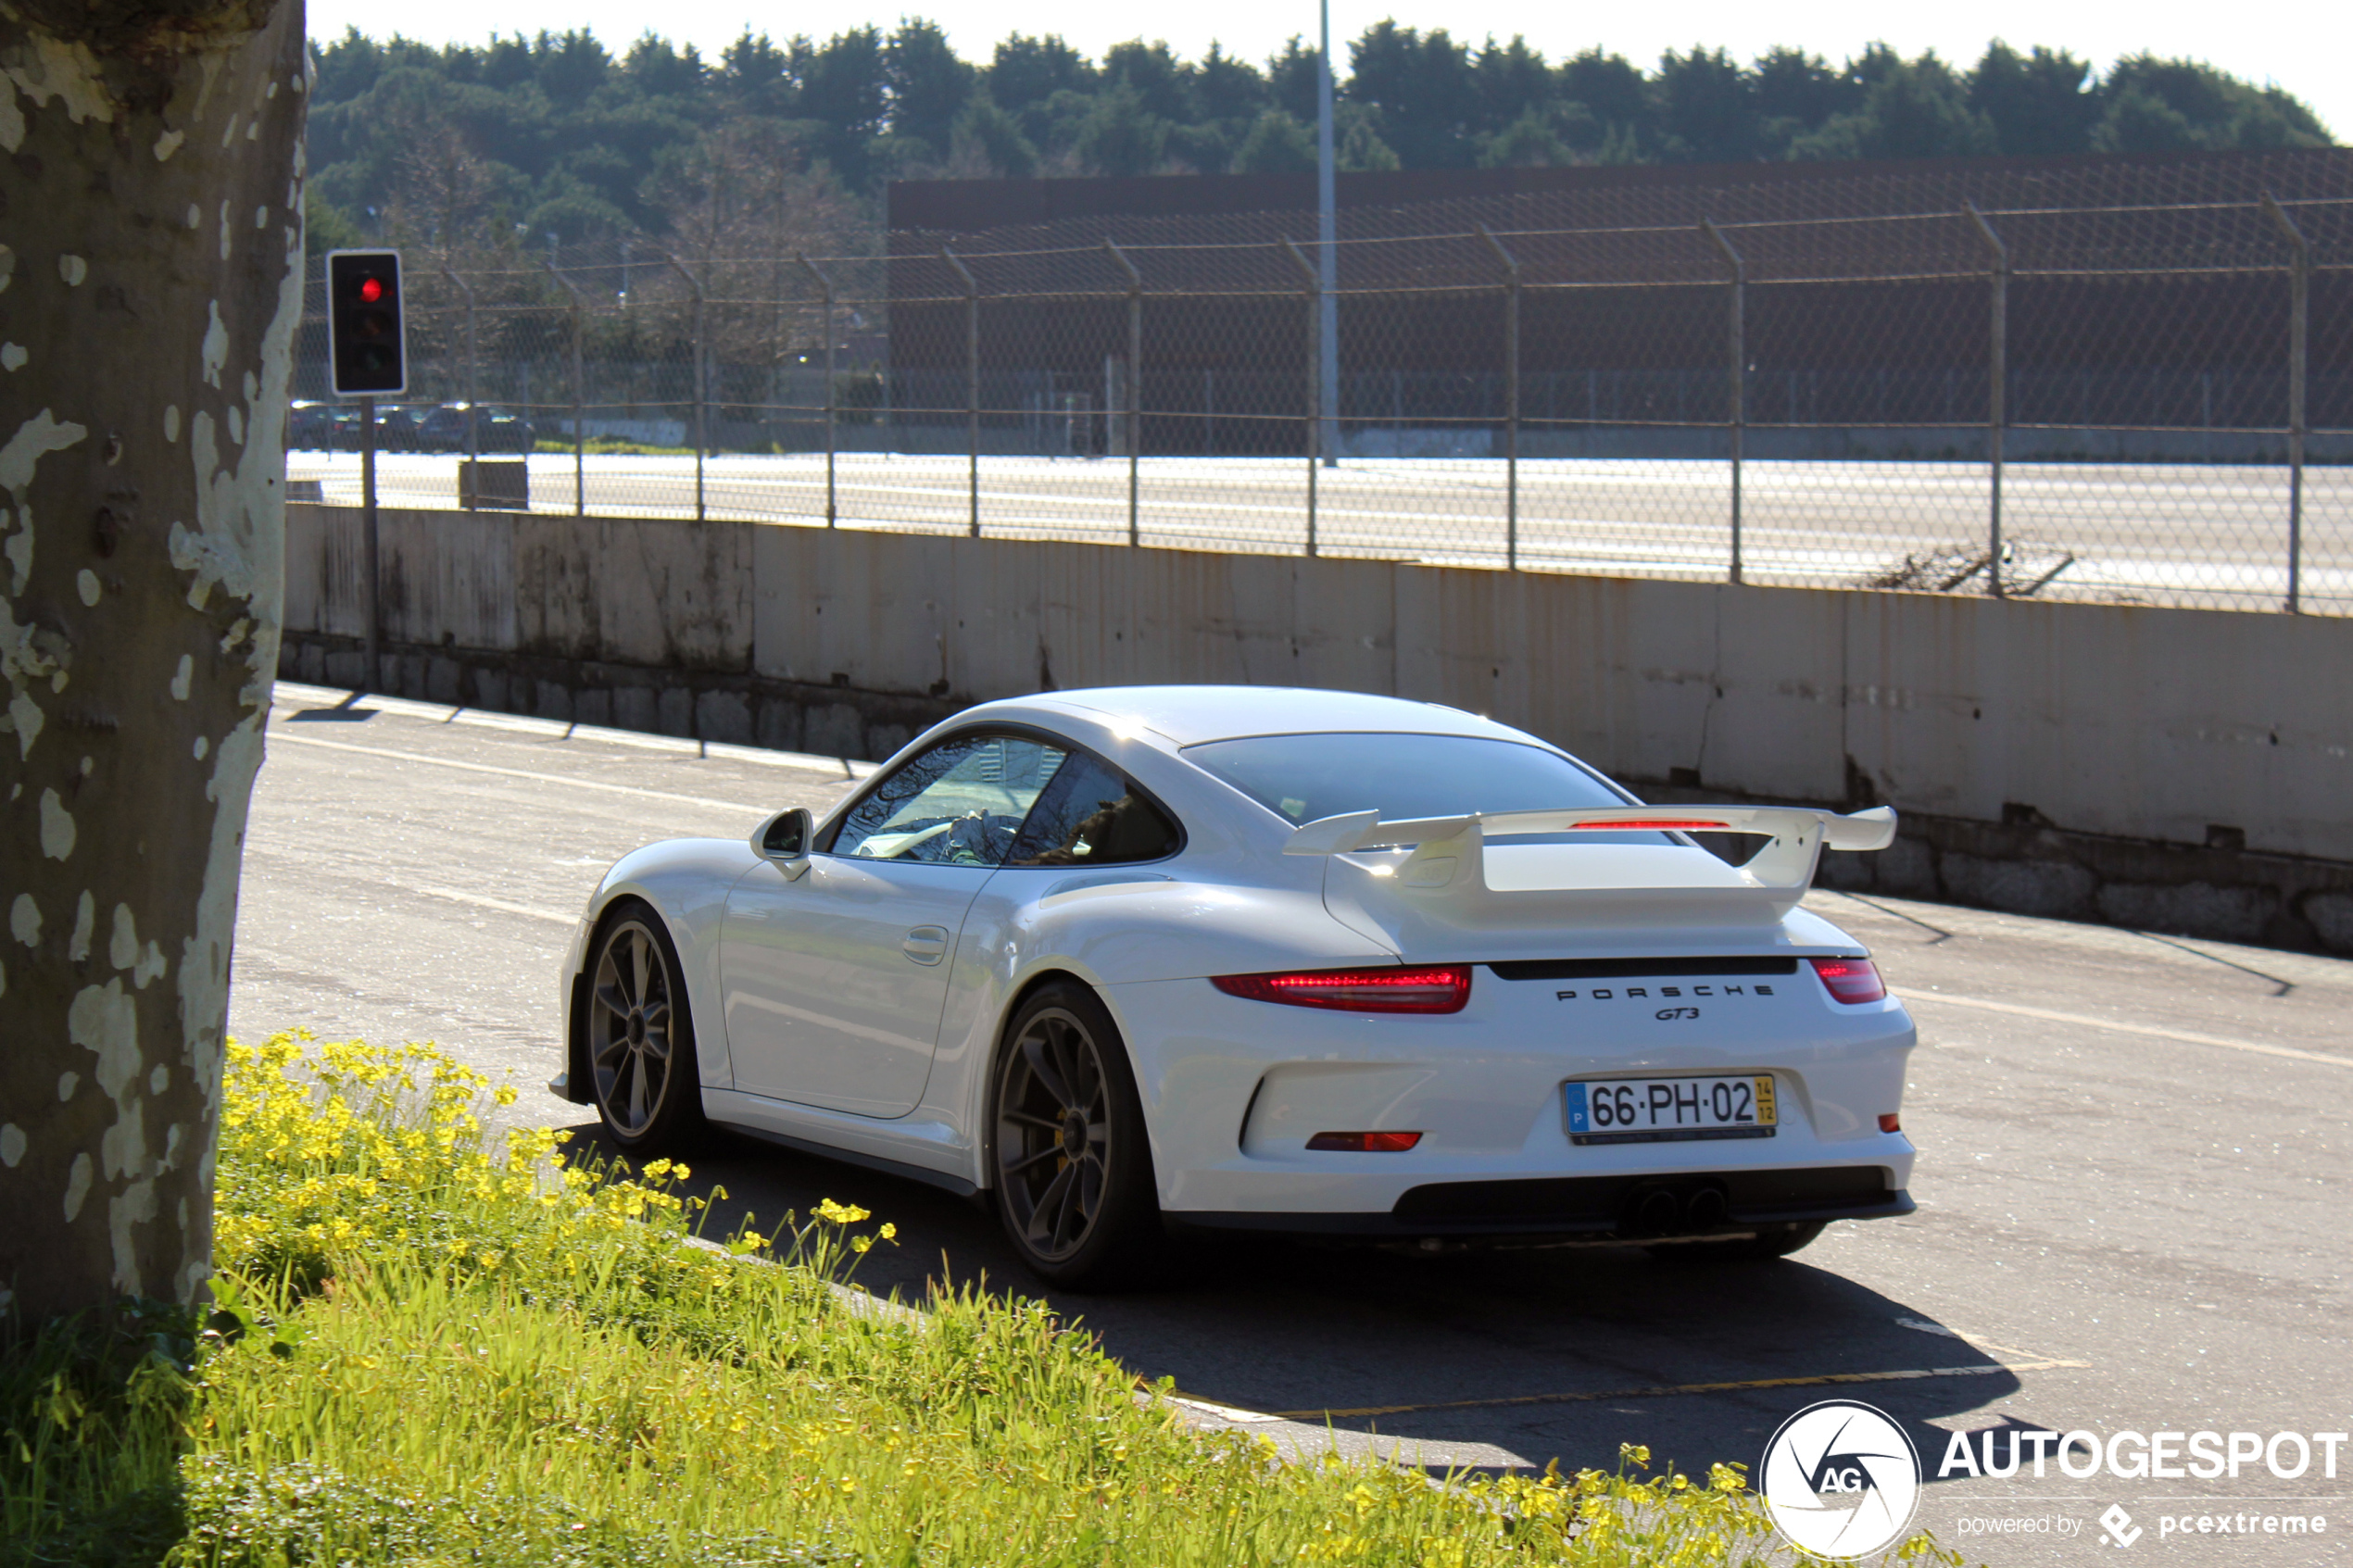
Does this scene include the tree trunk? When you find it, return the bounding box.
[0,0,306,1321]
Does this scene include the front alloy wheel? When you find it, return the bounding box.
[587,903,701,1149]
[991,985,1156,1286]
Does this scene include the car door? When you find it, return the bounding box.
[720,731,1069,1117]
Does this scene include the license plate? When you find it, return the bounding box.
[1565,1075,1777,1145]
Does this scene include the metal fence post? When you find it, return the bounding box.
[939,245,981,537]
[661,254,707,521]
[2263,193,2309,614]
[1966,204,2008,598]
[1478,225,1521,571]
[440,263,482,500]
[1281,237,1321,557]
[542,261,588,517]
[1701,220,1745,585]
[1104,239,1143,546]
[796,254,838,526]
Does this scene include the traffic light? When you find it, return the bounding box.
[326,249,406,396]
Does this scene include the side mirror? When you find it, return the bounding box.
[752,808,815,880]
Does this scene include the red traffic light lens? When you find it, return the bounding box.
[359,277,384,303]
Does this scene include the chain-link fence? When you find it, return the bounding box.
[292,157,2353,615]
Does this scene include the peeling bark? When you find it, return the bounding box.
[0,0,303,1320]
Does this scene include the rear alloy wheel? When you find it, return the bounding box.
[1647,1221,1826,1263]
[991,984,1159,1288]
[586,900,704,1152]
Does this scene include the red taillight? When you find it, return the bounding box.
[1306,1130,1424,1152]
[1569,818,1730,831]
[1877,1113,1902,1134]
[1212,965,1472,1013]
[1809,956,1887,1004]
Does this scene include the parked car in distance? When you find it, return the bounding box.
[419,402,535,454]
[289,400,426,452]
[370,405,422,451]
[286,401,333,450]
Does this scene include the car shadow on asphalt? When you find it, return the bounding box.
[561,1118,2020,1478]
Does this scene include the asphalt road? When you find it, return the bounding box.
[230,680,2353,1563]
[284,451,2352,616]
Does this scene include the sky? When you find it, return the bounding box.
[304,0,2348,141]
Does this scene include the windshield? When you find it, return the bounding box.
[1183,733,1635,826]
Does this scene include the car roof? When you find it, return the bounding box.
[1022,685,1545,747]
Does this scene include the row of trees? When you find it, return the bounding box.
[307,24,2331,255]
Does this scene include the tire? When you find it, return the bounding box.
[585,898,706,1154]
[1646,1221,1826,1263]
[989,983,1161,1289]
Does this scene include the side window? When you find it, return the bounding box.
[1005,752,1182,867]
[828,734,1068,865]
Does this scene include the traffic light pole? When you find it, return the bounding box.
[359,395,381,690]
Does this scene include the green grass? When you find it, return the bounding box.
[1,1037,1967,1567]
[535,436,700,457]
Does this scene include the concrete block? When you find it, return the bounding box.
[754,699,803,753]
[296,641,327,684]
[1937,852,2097,921]
[865,722,913,763]
[805,701,863,759]
[656,686,694,736]
[573,688,612,730]
[515,515,599,661]
[613,686,658,734]
[695,690,752,745]
[471,669,510,712]
[534,681,574,723]
[586,519,753,672]
[1816,832,1937,899]
[313,508,369,638]
[2095,882,2279,945]
[323,647,367,688]
[1871,833,1940,898]
[283,503,325,633]
[2302,893,2353,954]
[378,508,516,650]
[426,658,464,707]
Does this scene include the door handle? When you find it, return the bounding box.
[902,925,950,965]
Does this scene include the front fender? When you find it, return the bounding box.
[558,838,759,1101]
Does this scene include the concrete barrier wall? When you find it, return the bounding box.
[281,503,2353,950]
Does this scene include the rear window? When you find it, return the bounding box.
[1183,732,1632,825]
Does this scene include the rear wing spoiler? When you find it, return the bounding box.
[1282,804,1897,892]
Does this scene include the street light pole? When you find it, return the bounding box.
[1316,0,1340,468]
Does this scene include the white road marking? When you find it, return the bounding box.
[269,729,772,815]
[1897,989,2349,1069]
[408,884,578,926]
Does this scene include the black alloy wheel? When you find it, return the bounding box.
[991,984,1158,1287]
[586,900,704,1151]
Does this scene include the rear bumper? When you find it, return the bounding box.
[1164,1166,1914,1243]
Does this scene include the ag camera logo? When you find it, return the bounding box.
[1761,1399,1923,1559]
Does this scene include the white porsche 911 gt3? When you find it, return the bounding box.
[551,686,1918,1286]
